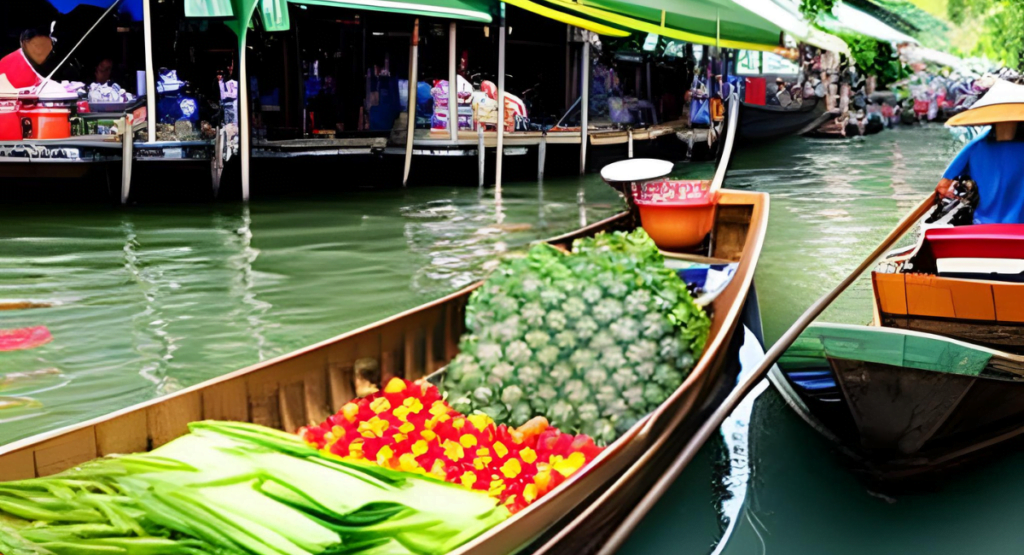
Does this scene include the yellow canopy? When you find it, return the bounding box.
[541,0,781,51]
[501,0,629,35]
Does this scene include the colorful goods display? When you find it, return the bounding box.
[301,378,604,513]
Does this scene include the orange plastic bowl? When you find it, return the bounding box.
[631,179,717,251]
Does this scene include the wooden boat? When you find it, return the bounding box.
[737,97,837,140]
[771,220,1024,480]
[0,198,767,554]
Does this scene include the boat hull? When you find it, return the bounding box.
[773,323,1024,479]
[738,98,833,140]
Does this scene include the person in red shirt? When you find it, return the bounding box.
[0,28,54,90]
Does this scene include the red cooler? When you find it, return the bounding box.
[0,101,22,140]
[20,106,72,140]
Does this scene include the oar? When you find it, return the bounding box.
[595,193,937,554]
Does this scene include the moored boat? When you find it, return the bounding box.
[0,193,768,552]
[772,217,1024,479]
[738,97,837,140]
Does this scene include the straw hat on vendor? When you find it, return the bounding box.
[947,79,1024,139]
[937,79,1024,224]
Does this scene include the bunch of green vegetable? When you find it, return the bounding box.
[0,421,507,555]
[442,229,710,446]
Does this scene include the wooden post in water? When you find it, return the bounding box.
[448,22,458,143]
[537,136,547,182]
[239,34,252,201]
[120,114,133,204]
[403,19,420,187]
[495,3,506,188]
[477,126,485,187]
[142,0,156,145]
[579,34,589,175]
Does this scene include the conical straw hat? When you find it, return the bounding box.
[947,79,1024,127]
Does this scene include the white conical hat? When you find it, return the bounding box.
[947,79,1024,127]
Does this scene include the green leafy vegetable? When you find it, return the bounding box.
[0,421,508,555]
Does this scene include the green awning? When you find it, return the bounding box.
[817,3,919,44]
[541,0,781,51]
[503,0,630,36]
[579,0,784,47]
[297,0,492,22]
[194,0,491,36]
[185,0,235,17]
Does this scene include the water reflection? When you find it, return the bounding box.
[0,179,623,445]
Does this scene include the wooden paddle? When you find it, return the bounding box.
[595,193,937,554]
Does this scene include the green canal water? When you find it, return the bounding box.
[2,124,1018,553]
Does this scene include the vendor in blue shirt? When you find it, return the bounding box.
[937,121,1024,224]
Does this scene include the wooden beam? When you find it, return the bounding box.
[403,19,420,187]
[120,114,133,204]
[449,22,458,143]
[142,0,156,145]
[495,4,506,188]
[579,35,589,175]
[240,33,251,201]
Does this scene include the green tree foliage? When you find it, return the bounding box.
[947,0,1024,69]
[800,0,842,21]
[839,34,907,85]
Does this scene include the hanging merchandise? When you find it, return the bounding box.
[220,78,238,124]
[689,76,711,127]
[430,77,475,131]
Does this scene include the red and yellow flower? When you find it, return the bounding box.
[300,378,604,513]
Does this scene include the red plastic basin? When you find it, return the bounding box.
[631,179,717,251]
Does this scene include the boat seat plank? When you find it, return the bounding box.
[147,391,202,449]
[873,273,908,315]
[32,428,97,477]
[993,284,1024,322]
[279,380,308,433]
[95,410,147,456]
[202,379,250,422]
[712,204,753,262]
[248,377,283,430]
[328,361,356,412]
[905,274,956,319]
[0,449,35,481]
[303,367,331,426]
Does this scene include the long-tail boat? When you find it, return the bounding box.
[772,220,1024,480]
[0,100,767,554]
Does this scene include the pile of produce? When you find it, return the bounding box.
[442,229,709,445]
[300,378,604,513]
[0,421,507,555]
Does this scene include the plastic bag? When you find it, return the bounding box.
[689,78,710,127]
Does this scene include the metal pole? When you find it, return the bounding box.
[564,25,571,111]
[239,33,251,201]
[537,136,546,182]
[477,125,485,187]
[120,114,133,204]
[448,22,458,143]
[403,18,420,187]
[495,3,506,189]
[579,34,589,175]
[143,0,156,144]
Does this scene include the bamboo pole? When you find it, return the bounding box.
[143,0,156,144]
[403,19,420,187]
[239,33,251,201]
[495,3,506,188]
[448,22,457,143]
[120,114,133,204]
[579,34,589,175]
